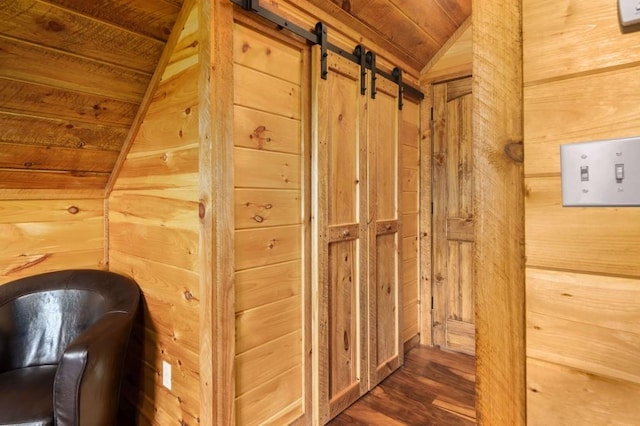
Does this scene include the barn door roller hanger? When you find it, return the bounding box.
[234,0,424,108]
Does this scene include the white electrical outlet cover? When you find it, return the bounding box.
[162,360,172,390]
[619,0,640,26]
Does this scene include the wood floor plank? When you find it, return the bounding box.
[329,346,476,425]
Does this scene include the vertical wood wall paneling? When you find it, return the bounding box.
[0,198,105,284]
[473,0,525,424]
[232,16,309,425]
[108,3,201,424]
[524,1,640,424]
[399,98,421,349]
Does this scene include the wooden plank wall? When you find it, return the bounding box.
[0,197,105,284]
[107,5,201,425]
[524,1,640,424]
[232,18,309,425]
[400,99,421,347]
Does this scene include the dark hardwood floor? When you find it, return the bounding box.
[328,345,476,425]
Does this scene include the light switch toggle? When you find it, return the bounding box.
[615,164,625,183]
[580,166,589,181]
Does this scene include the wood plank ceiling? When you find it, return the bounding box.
[305,0,471,73]
[0,0,184,192]
[0,0,470,193]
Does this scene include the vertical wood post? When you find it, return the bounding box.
[472,1,526,424]
[418,83,433,346]
[199,0,235,424]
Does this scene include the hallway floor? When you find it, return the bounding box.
[328,345,476,425]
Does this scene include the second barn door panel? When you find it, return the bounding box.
[367,77,403,388]
[313,47,403,424]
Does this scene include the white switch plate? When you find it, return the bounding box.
[162,360,172,390]
[619,0,640,26]
[560,137,640,206]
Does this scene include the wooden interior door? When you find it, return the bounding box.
[367,78,403,387]
[432,77,475,355]
[313,48,404,423]
[313,49,368,424]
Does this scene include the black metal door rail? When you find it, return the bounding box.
[231,0,425,109]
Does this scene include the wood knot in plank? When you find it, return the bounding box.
[343,331,349,351]
[184,290,193,301]
[250,126,271,148]
[67,206,80,214]
[341,0,351,12]
[253,215,264,223]
[198,202,205,219]
[23,162,33,168]
[504,141,524,163]
[242,42,250,53]
[41,20,65,32]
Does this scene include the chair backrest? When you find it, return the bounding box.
[0,270,139,372]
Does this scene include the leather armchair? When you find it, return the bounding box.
[0,269,140,426]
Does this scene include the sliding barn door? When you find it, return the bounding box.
[432,77,475,355]
[313,48,403,423]
[312,50,367,424]
[313,50,368,424]
[367,78,403,387]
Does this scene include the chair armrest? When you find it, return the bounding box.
[53,312,134,426]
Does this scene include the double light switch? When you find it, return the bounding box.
[560,137,640,206]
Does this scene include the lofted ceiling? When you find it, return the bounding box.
[304,0,471,73]
[0,0,470,194]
